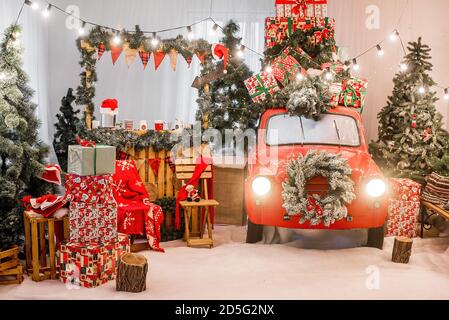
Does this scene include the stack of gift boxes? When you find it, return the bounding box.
[386,178,421,238]
[59,144,130,288]
[244,0,368,111]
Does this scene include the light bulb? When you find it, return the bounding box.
[296,73,304,81]
[42,4,51,18]
[211,24,219,35]
[444,89,449,100]
[399,63,408,72]
[31,1,39,10]
[78,22,86,36]
[236,49,244,58]
[113,32,121,45]
[0,72,6,81]
[325,71,333,81]
[390,30,399,41]
[352,58,360,71]
[265,65,273,74]
[187,26,194,41]
[151,33,159,48]
[376,45,384,56]
[418,86,426,94]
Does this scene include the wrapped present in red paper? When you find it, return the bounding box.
[69,201,118,243]
[386,178,421,238]
[328,82,343,107]
[272,53,306,86]
[338,78,368,111]
[321,60,347,74]
[65,174,115,204]
[59,233,130,288]
[265,17,335,49]
[276,0,327,18]
[244,72,280,103]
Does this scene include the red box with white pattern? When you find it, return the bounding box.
[386,179,421,238]
[275,0,327,19]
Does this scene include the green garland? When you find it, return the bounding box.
[282,150,356,227]
[81,128,179,152]
[76,25,215,122]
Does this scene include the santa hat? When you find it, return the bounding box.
[212,44,229,73]
[40,165,62,186]
[101,99,119,115]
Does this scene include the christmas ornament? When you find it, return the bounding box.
[4,114,20,129]
[185,185,201,202]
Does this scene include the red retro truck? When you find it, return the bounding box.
[245,107,389,249]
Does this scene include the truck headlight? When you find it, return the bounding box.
[252,176,272,196]
[366,178,386,198]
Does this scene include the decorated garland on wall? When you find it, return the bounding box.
[282,150,356,227]
[75,25,218,123]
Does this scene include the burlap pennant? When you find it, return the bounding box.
[124,43,138,68]
[169,49,178,71]
[195,51,206,64]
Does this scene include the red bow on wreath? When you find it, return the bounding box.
[76,136,96,147]
[292,0,308,16]
[306,195,324,218]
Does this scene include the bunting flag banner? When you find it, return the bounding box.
[181,52,193,67]
[195,51,206,64]
[154,50,166,70]
[169,49,178,71]
[97,43,106,61]
[124,44,138,68]
[149,158,162,177]
[139,47,151,69]
[111,44,123,65]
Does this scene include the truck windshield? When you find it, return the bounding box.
[266,113,361,147]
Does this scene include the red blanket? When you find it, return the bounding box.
[113,160,164,252]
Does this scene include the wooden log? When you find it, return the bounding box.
[392,236,413,264]
[116,253,148,293]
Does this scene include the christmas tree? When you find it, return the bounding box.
[196,21,256,133]
[53,88,81,172]
[0,25,54,250]
[370,38,449,183]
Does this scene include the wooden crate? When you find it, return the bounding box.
[0,246,20,273]
[0,265,23,285]
[213,167,246,226]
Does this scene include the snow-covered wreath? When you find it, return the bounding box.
[282,150,356,227]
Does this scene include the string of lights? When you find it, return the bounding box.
[12,0,449,101]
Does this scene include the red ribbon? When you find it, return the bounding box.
[76,136,96,147]
[292,0,308,15]
[307,196,324,218]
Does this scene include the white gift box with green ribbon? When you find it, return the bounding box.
[68,145,116,176]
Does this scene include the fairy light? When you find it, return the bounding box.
[236,44,245,58]
[376,44,384,56]
[187,26,195,41]
[78,21,86,35]
[399,63,408,72]
[29,1,39,10]
[296,73,305,81]
[42,4,51,18]
[210,23,219,35]
[418,86,426,94]
[444,88,449,100]
[389,30,399,41]
[352,58,360,71]
[265,65,273,74]
[324,69,333,81]
[112,31,121,45]
[151,32,159,48]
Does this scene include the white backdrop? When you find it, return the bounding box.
[3,0,449,146]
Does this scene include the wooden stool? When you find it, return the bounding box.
[23,211,70,282]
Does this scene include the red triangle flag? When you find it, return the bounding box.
[111,44,123,65]
[97,43,106,61]
[195,51,206,64]
[154,51,166,70]
[139,50,151,69]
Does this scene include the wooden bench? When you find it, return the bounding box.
[420,201,449,238]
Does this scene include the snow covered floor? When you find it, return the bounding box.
[1,225,449,300]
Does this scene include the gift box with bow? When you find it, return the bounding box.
[275,0,328,18]
[67,145,116,176]
[244,72,281,103]
[265,16,335,49]
[272,53,306,86]
[338,78,368,111]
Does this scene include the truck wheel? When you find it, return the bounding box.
[246,219,263,244]
[366,223,386,250]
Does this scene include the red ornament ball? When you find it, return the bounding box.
[411,121,417,128]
